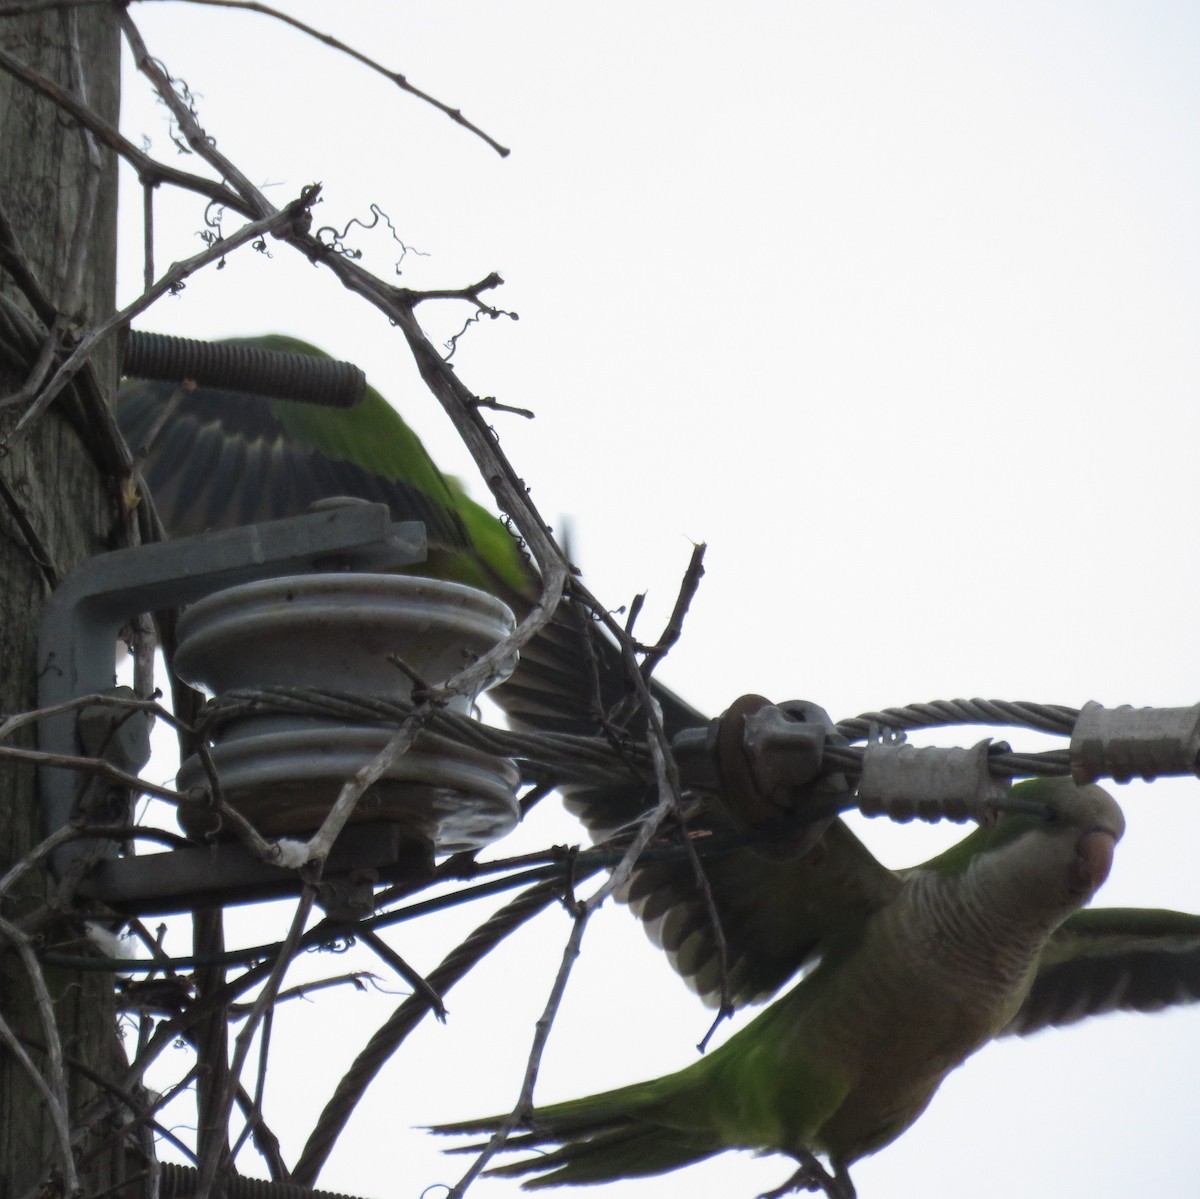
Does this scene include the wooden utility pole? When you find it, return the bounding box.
[0,8,127,1195]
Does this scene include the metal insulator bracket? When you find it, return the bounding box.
[1070,700,1200,784]
[670,725,720,789]
[740,700,835,812]
[71,684,153,833]
[76,685,152,774]
[39,503,424,885]
[672,696,849,859]
[856,738,1010,823]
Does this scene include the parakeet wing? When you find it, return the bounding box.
[613,816,901,1007]
[118,334,902,1009]
[1006,906,1200,1034]
[118,336,529,596]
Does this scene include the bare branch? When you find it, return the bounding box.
[638,541,707,682]
[447,730,682,1196]
[61,6,105,319]
[152,0,511,156]
[0,39,253,216]
[302,715,422,868]
[0,199,57,323]
[0,824,79,899]
[0,741,188,805]
[1,191,318,442]
[194,889,315,1199]
[357,930,446,1021]
[118,11,273,213]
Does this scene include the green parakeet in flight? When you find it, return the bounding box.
[117,336,1200,1197]
[116,333,701,738]
[118,335,531,597]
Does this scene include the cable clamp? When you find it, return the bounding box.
[1070,701,1200,783]
[857,737,1009,823]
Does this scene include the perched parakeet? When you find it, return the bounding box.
[437,777,1200,1196]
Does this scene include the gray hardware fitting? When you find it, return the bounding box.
[38,502,425,908]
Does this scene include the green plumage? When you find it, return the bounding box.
[117,336,1200,1196]
[438,778,1200,1195]
[117,335,531,597]
[117,333,704,739]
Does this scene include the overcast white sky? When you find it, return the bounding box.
[112,3,1200,1197]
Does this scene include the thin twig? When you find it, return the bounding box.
[62,7,104,318]
[1,316,60,408]
[0,40,253,217]
[443,910,589,1199]
[185,736,292,865]
[118,11,273,211]
[159,0,511,157]
[227,1005,275,1169]
[0,824,79,899]
[0,741,188,804]
[226,972,377,1017]
[303,714,423,867]
[1,193,316,443]
[357,930,446,1021]
[639,542,707,683]
[21,1035,201,1168]
[142,178,155,293]
[447,734,681,1196]
[0,199,57,323]
[291,876,578,1187]
[194,888,315,1199]
[0,688,173,742]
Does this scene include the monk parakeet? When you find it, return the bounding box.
[437,776,1200,1196]
[118,337,1200,1195]
[117,333,534,600]
[116,333,703,738]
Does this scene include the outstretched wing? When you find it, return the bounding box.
[118,336,529,597]
[120,334,905,1009]
[119,347,699,733]
[1005,907,1200,1035]
[611,815,900,1007]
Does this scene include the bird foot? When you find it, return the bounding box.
[758,1151,855,1199]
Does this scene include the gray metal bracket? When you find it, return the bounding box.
[74,822,432,917]
[38,502,425,895]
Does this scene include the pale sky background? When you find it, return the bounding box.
[107,3,1200,1198]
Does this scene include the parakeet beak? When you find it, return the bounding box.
[1069,828,1118,897]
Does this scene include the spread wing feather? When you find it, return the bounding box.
[118,336,900,1008]
[1007,907,1200,1035]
